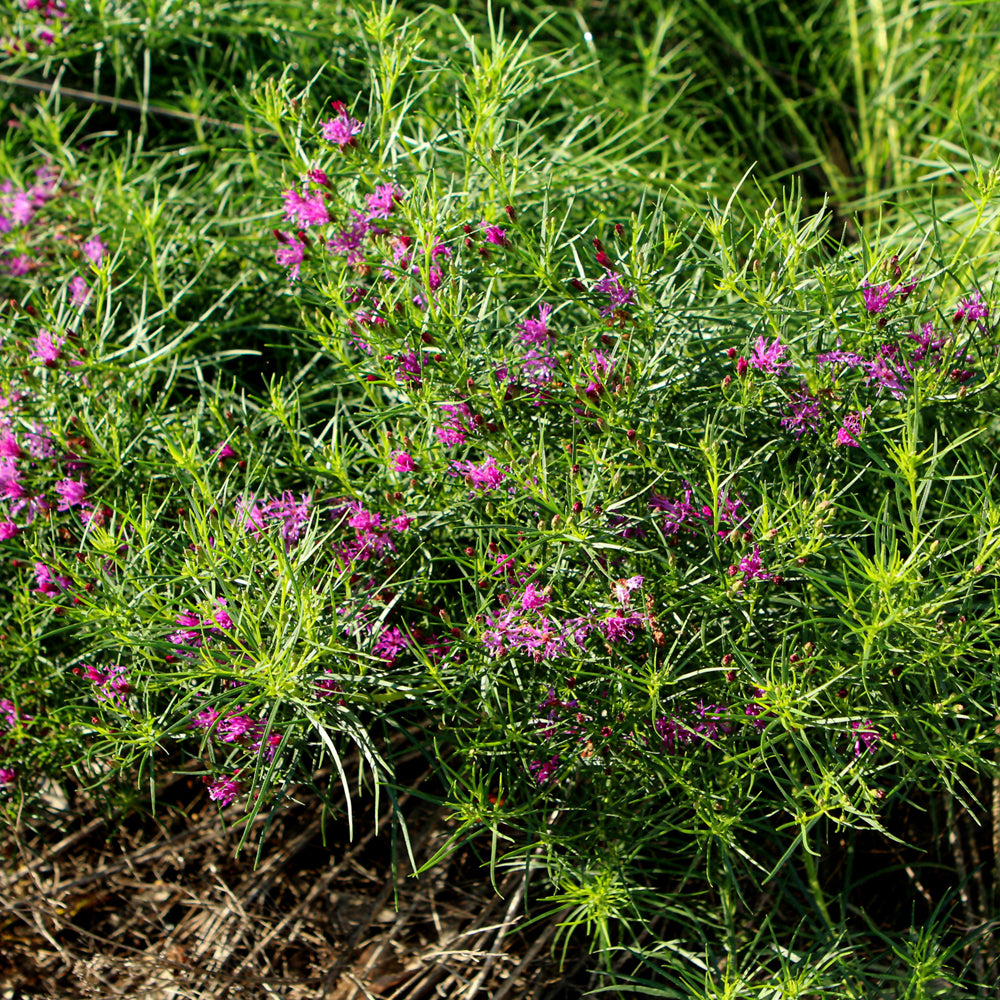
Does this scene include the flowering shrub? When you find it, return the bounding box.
[2,3,1000,993]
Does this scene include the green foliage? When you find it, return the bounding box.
[2,1,1000,995]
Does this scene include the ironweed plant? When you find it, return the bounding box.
[3,2,1000,995]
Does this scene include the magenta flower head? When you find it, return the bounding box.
[954,290,990,325]
[82,236,107,265]
[479,221,510,248]
[862,282,895,314]
[206,774,241,806]
[736,546,776,582]
[30,329,64,366]
[214,441,237,463]
[392,450,417,473]
[593,270,636,317]
[0,766,15,786]
[69,275,91,307]
[366,184,404,220]
[273,230,308,281]
[836,410,868,447]
[54,476,89,511]
[518,302,554,346]
[849,720,880,759]
[265,492,312,549]
[0,432,22,460]
[612,575,644,606]
[450,455,506,491]
[528,755,561,785]
[780,388,823,439]
[748,335,791,374]
[33,561,71,596]
[235,494,266,536]
[861,279,916,314]
[320,100,364,148]
[282,187,330,227]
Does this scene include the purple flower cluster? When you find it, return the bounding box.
[655,702,732,753]
[80,663,131,707]
[450,455,507,491]
[648,485,747,539]
[320,101,364,148]
[861,280,916,314]
[233,492,312,550]
[593,270,636,317]
[191,705,284,795]
[2,0,67,52]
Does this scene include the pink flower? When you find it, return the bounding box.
[748,335,791,374]
[392,450,417,473]
[450,455,506,490]
[366,184,403,219]
[265,492,311,549]
[192,707,221,730]
[612,576,643,606]
[213,607,234,630]
[82,663,131,705]
[282,187,330,227]
[214,441,236,462]
[518,303,554,346]
[54,476,89,511]
[849,720,880,759]
[0,767,15,786]
[320,101,364,147]
[30,330,64,366]
[479,222,510,247]
[600,612,643,643]
[954,291,990,325]
[33,561,71,596]
[528,755,560,784]
[0,433,22,459]
[836,410,867,447]
[780,389,823,439]
[0,698,27,729]
[274,231,308,280]
[6,254,35,277]
[69,276,90,307]
[861,280,915,314]
[734,546,775,582]
[864,348,911,399]
[593,271,636,316]
[235,495,266,535]
[0,522,18,539]
[0,459,24,501]
[206,775,241,806]
[435,425,467,447]
[520,583,549,611]
[327,212,370,264]
[82,236,107,264]
[374,626,410,662]
[217,712,261,744]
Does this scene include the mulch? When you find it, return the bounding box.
[0,760,596,1000]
